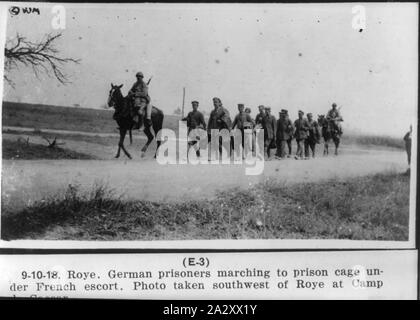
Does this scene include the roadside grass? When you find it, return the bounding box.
[2,139,96,160]
[1,171,409,241]
[341,134,404,150]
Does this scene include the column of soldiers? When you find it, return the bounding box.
[183,99,342,160]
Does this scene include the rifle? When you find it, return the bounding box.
[147,76,153,85]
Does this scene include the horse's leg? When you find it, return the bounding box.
[115,126,122,158]
[334,137,340,155]
[115,145,121,158]
[119,127,132,159]
[129,126,133,145]
[153,115,163,159]
[325,139,329,155]
[141,125,154,156]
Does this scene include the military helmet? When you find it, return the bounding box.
[136,71,144,78]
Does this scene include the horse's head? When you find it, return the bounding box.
[107,83,124,108]
[318,114,326,126]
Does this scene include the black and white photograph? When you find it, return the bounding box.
[0,2,417,246]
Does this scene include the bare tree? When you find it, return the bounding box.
[4,32,80,87]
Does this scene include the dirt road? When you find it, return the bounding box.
[2,147,407,211]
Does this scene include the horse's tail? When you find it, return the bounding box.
[152,106,164,116]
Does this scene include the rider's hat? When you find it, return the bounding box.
[307,113,313,117]
[298,110,304,115]
[238,103,245,108]
[191,100,199,104]
[332,103,337,108]
[265,106,271,111]
[136,72,144,78]
[281,109,288,114]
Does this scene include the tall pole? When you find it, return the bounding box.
[181,87,186,118]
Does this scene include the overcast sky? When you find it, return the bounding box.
[1,3,418,136]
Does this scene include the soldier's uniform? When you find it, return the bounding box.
[276,111,293,158]
[183,102,206,157]
[208,105,232,131]
[304,114,321,158]
[184,109,206,133]
[232,104,254,150]
[294,111,309,159]
[281,109,294,157]
[207,98,232,158]
[128,72,152,129]
[255,112,265,128]
[232,109,254,131]
[264,108,277,159]
[326,105,343,135]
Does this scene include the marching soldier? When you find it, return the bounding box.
[326,103,343,135]
[264,107,277,160]
[207,97,232,158]
[255,105,266,128]
[128,71,152,129]
[305,113,321,158]
[232,103,254,150]
[276,109,294,159]
[276,110,293,159]
[294,110,309,159]
[183,100,206,157]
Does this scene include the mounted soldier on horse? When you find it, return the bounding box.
[107,71,164,159]
[127,72,153,130]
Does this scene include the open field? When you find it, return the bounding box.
[2,101,181,134]
[2,139,96,160]
[1,172,409,241]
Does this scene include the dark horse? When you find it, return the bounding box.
[317,115,341,156]
[107,83,164,159]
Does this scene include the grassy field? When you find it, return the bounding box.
[2,138,96,160]
[2,101,182,133]
[1,171,409,241]
[341,134,405,150]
